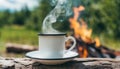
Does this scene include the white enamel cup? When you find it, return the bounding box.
[38,34,76,58]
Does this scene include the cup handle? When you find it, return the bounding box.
[65,36,76,53]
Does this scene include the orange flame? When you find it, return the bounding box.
[69,6,93,43]
[95,37,101,47]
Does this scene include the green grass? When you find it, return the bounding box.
[0,25,38,46]
[0,25,38,57]
[0,41,5,54]
[100,35,120,51]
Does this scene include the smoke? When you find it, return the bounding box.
[42,0,81,34]
[49,0,57,6]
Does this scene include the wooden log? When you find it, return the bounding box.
[0,57,120,69]
[6,43,37,53]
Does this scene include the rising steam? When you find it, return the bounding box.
[42,0,72,34]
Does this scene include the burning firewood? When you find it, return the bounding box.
[67,5,120,58]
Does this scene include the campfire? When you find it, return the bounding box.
[5,4,120,59]
[66,6,120,58]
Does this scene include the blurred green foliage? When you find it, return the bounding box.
[0,0,120,39]
[81,0,120,39]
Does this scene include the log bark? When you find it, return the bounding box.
[0,57,120,69]
[6,43,37,53]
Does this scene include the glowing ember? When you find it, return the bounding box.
[78,46,88,58]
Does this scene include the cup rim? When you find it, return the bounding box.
[38,33,66,36]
